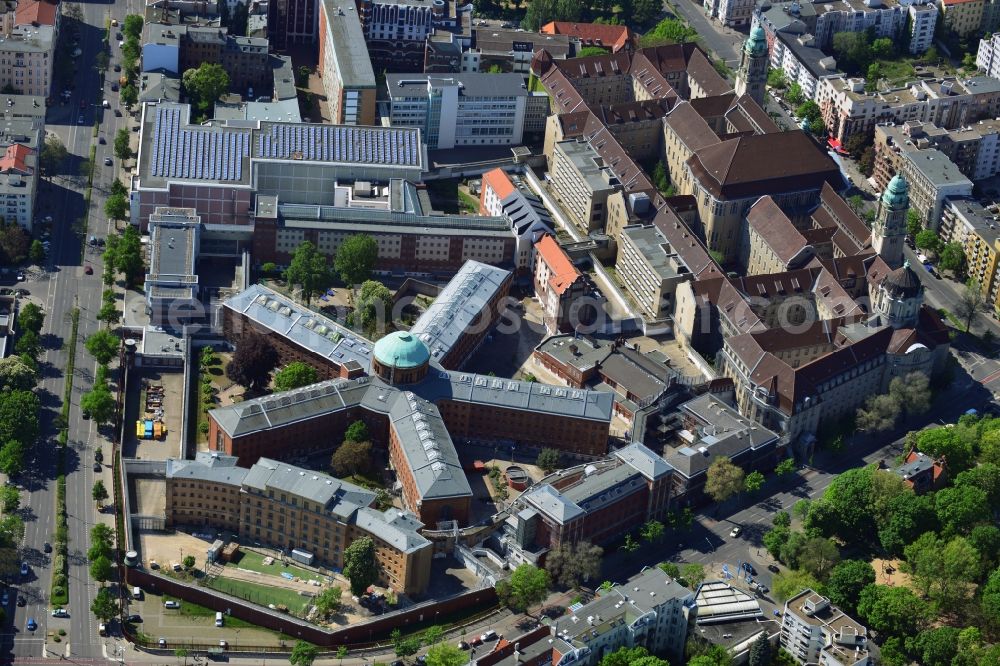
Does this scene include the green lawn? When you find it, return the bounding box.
[875,59,916,84]
[206,576,313,615]
[161,595,273,629]
[225,550,319,581]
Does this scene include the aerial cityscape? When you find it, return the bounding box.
[0,0,995,662]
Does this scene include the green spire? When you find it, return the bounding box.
[881,174,909,209]
[745,25,767,57]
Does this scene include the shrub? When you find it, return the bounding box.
[54,574,67,588]
[52,586,65,597]
[199,421,209,434]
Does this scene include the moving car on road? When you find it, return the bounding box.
[26,618,36,631]
[729,526,742,538]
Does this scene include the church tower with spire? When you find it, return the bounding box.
[873,174,910,269]
[735,26,769,107]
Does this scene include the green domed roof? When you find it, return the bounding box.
[373,331,430,369]
[881,174,909,209]
[745,25,767,56]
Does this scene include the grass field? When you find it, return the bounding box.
[225,550,320,581]
[206,577,313,615]
[160,596,261,629]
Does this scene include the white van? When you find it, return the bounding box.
[215,611,224,627]
[102,100,110,109]
[132,586,142,599]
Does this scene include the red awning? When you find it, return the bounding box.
[827,137,842,149]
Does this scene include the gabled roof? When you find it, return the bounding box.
[481,168,516,202]
[747,195,809,266]
[540,21,636,52]
[535,234,582,296]
[0,144,32,174]
[15,0,57,26]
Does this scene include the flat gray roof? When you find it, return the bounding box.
[622,224,682,280]
[149,209,197,278]
[903,148,974,188]
[408,261,511,362]
[386,73,528,99]
[320,0,376,89]
[0,94,45,119]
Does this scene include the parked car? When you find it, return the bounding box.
[158,638,167,648]
[52,608,69,618]
[1,592,8,606]
[458,642,470,650]
[98,136,105,144]
[93,462,101,472]
[104,157,112,166]
[43,542,51,553]
[480,630,498,643]
[126,614,142,623]
[742,562,756,575]
[114,64,121,72]
[164,600,180,609]
[17,595,26,607]
[767,564,780,573]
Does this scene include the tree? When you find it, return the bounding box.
[639,17,698,47]
[14,330,40,360]
[956,464,1000,507]
[84,329,118,365]
[826,560,875,612]
[91,523,115,553]
[289,641,318,666]
[878,492,937,556]
[40,135,68,177]
[967,524,1000,572]
[174,648,190,666]
[104,193,128,222]
[391,629,420,658]
[935,485,989,536]
[748,634,771,666]
[91,480,108,505]
[915,229,941,253]
[90,587,118,622]
[28,240,44,265]
[772,569,822,602]
[856,584,930,636]
[795,100,822,122]
[0,441,25,477]
[522,0,581,31]
[120,83,138,109]
[0,486,18,514]
[344,420,369,443]
[911,627,960,666]
[905,532,982,612]
[182,554,196,569]
[940,242,967,274]
[226,331,278,391]
[285,241,334,305]
[831,31,874,74]
[775,458,796,478]
[744,470,765,494]
[97,299,121,326]
[0,356,36,392]
[544,541,603,589]
[705,458,744,505]
[856,393,901,431]
[89,554,113,583]
[123,14,144,40]
[342,536,379,596]
[81,385,116,425]
[354,280,393,333]
[799,537,841,579]
[334,234,378,286]
[955,279,986,332]
[982,567,1000,624]
[681,563,706,588]
[331,439,372,477]
[0,390,39,447]
[786,82,804,104]
[422,625,444,646]
[767,68,787,88]
[887,371,931,418]
[496,563,549,612]
[182,63,230,114]
[113,128,132,161]
[313,585,343,618]
[917,427,974,472]
[425,644,468,666]
[640,520,665,543]
[273,362,318,392]
[907,209,922,237]
[536,448,561,473]
[817,466,879,542]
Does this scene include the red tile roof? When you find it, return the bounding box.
[535,233,581,295]
[15,0,57,26]
[480,168,516,214]
[540,21,636,52]
[0,144,32,174]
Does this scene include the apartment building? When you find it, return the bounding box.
[142,25,270,94]
[938,197,1000,308]
[269,0,318,48]
[358,0,470,72]
[910,3,939,52]
[940,0,984,35]
[0,117,39,231]
[780,591,870,666]
[874,119,1000,184]
[165,453,434,594]
[768,32,841,101]
[384,73,532,149]
[463,28,573,74]
[507,443,672,555]
[479,168,554,274]
[549,139,620,233]
[533,234,596,334]
[897,149,973,228]
[550,566,694,666]
[891,450,947,493]
[815,75,1000,145]
[0,24,54,97]
[705,0,757,27]
[318,0,377,125]
[666,393,781,505]
[616,224,699,322]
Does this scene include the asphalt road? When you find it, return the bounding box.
[665,0,746,67]
[4,0,134,659]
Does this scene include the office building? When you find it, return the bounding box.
[549,566,694,666]
[0,117,39,231]
[507,443,672,555]
[744,196,816,275]
[165,453,433,594]
[145,207,200,329]
[874,119,1000,185]
[780,591,870,666]
[142,24,270,94]
[269,0,318,48]
[384,73,530,149]
[706,0,756,27]
[318,0,377,125]
[465,28,573,74]
[549,139,620,233]
[616,224,701,322]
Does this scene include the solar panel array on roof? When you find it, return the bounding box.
[255,124,420,167]
[149,107,250,181]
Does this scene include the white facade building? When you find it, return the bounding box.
[780,591,870,666]
[384,73,528,150]
[768,31,840,100]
